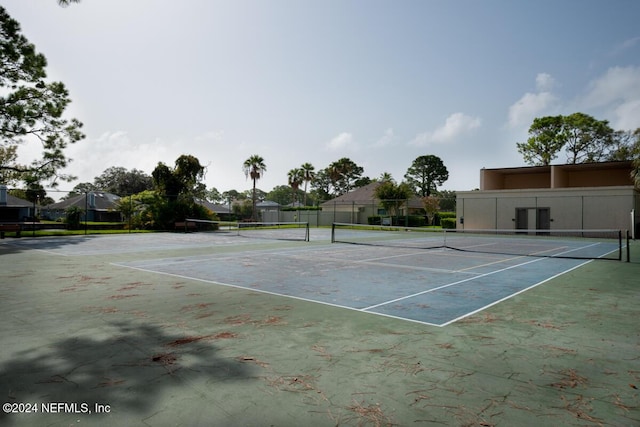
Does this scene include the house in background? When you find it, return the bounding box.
[319,182,425,225]
[196,198,232,220]
[456,161,639,234]
[256,200,281,222]
[0,185,34,222]
[41,191,122,222]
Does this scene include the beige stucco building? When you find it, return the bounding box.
[456,161,639,235]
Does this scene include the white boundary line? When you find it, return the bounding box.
[439,260,592,326]
[109,262,444,327]
[360,256,550,311]
[110,239,612,328]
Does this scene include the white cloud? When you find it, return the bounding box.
[195,130,225,142]
[581,66,640,129]
[326,132,355,151]
[613,99,640,130]
[535,73,556,92]
[582,66,640,107]
[611,36,640,56]
[410,113,481,146]
[507,73,560,129]
[62,131,184,186]
[374,128,396,147]
[507,92,558,129]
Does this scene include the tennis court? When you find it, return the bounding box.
[1,227,639,426]
[113,231,606,327]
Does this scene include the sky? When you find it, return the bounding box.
[3,0,640,199]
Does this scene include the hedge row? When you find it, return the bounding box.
[441,218,456,229]
[368,213,457,227]
[368,215,427,227]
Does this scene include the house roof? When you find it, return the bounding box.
[44,192,121,211]
[257,200,280,208]
[2,194,32,207]
[197,199,231,214]
[321,181,426,209]
[320,182,381,205]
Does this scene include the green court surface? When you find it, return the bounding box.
[1,232,639,426]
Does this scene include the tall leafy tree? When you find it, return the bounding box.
[206,187,223,204]
[62,182,97,200]
[287,168,304,205]
[151,155,206,202]
[563,112,614,164]
[619,128,640,187]
[519,113,636,166]
[608,129,639,161]
[150,155,209,227]
[309,168,332,202]
[0,7,84,185]
[94,166,153,196]
[517,115,565,166]
[300,162,315,206]
[242,154,266,220]
[404,155,449,197]
[374,180,413,219]
[327,157,364,196]
[266,185,306,206]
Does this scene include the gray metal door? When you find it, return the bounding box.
[537,208,550,230]
[515,208,528,230]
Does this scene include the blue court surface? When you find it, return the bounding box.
[112,237,595,327]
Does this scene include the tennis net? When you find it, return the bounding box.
[331,222,625,261]
[186,218,310,242]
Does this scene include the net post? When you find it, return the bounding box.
[627,229,630,263]
[305,222,310,242]
[618,229,622,261]
[331,223,336,243]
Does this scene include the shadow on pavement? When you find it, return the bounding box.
[0,235,97,255]
[0,321,254,426]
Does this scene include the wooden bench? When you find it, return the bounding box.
[0,224,21,239]
[174,221,197,232]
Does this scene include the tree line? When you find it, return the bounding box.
[29,152,451,228]
[517,113,640,168]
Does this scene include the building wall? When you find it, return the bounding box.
[482,162,633,191]
[481,168,551,190]
[457,187,638,231]
[553,164,632,188]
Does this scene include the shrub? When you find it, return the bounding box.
[441,218,456,229]
[438,211,456,219]
[65,206,84,230]
[368,215,426,227]
[406,215,426,227]
[368,216,383,225]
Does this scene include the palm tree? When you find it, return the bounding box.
[287,168,304,206]
[378,172,395,183]
[243,155,266,220]
[300,163,315,206]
